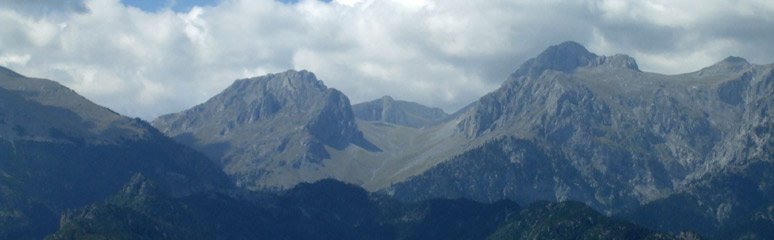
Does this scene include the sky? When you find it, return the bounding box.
[1,0,773,120]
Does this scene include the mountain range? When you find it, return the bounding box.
[0,41,770,239]
[3,62,677,239]
[150,41,772,239]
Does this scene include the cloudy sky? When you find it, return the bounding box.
[1,0,773,119]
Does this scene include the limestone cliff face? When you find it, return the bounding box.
[153,70,372,189]
[394,41,773,213]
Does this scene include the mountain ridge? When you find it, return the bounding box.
[148,42,772,213]
[352,95,449,128]
[394,41,772,220]
[0,66,233,239]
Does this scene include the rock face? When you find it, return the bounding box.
[143,42,770,239]
[393,41,773,216]
[621,161,773,239]
[152,70,376,189]
[353,96,449,128]
[0,66,232,239]
[148,44,771,230]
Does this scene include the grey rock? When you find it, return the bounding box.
[513,41,638,79]
[393,42,773,215]
[148,42,770,232]
[153,70,376,189]
[353,95,449,128]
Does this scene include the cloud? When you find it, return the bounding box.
[1,0,773,119]
[0,53,31,66]
[0,0,89,17]
[333,0,362,7]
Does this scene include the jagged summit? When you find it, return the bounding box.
[231,69,326,95]
[524,41,597,74]
[597,54,639,70]
[514,41,639,77]
[535,41,597,71]
[153,69,376,190]
[410,41,773,217]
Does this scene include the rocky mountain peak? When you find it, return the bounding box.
[416,42,772,221]
[699,56,752,75]
[458,42,643,138]
[514,42,641,77]
[223,69,326,104]
[155,69,353,133]
[352,95,449,128]
[254,69,323,91]
[530,41,597,73]
[719,56,750,65]
[597,54,640,71]
[543,41,593,57]
[152,70,375,189]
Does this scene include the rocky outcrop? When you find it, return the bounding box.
[152,70,375,189]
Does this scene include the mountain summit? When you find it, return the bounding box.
[515,41,639,77]
[394,41,773,224]
[352,96,449,128]
[153,70,377,189]
[698,56,752,75]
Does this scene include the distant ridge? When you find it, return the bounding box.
[352,95,449,128]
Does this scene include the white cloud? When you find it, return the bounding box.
[0,53,31,67]
[1,0,773,119]
[334,0,363,7]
